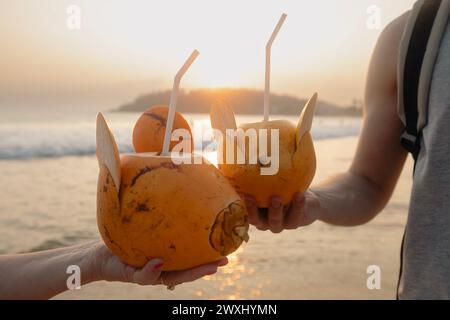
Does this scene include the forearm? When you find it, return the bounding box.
[311,171,387,226]
[0,242,99,300]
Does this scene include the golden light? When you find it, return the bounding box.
[195,58,249,88]
[1,0,417,106]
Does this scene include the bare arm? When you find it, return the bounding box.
[0,241,227,300]
[314,13,409,226]
[246,12,410,232]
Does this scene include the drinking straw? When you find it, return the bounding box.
[162,50,200,155]
[264,13,287,122]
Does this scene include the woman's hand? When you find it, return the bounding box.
[243,191,322,234]
[0,240,228,299]
[89,241,228,288]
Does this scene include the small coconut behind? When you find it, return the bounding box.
[133,105,192,153]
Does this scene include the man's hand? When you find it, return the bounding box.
[244,191,322,234]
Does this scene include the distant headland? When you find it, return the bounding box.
[115,88,362,117]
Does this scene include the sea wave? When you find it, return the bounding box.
[0,122,132,160]
[0,117,361,160]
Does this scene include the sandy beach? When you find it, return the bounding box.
[0,136,413,299]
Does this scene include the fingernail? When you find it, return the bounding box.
[218,258,228,267]
[295,193,305,204]
[245,197,254,208]
[205,269,217,276]
[271,199,282,208]
[154,261,164,269]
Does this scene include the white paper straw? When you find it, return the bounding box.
[264,13,287,122]
[162,50,200,155]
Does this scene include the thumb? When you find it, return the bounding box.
[298,191,321,226]
[132,258,164,285]
[283,192,306,229]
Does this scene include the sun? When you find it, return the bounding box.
[194,60,249,89]
[191,46,257,89]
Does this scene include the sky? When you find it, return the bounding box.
[0,0,416,109]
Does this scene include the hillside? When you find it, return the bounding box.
[116,88,362,117]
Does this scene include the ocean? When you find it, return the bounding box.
[0,106,361,160]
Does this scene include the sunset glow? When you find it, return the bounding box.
[0,0,416,107]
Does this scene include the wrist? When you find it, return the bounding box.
[77,241,103,284]
[305,189,324,222]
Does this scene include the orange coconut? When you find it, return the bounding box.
[211,94,318,208]
[96,113,249,271]
[132,105,192,153]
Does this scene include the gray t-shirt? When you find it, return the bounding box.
[399,19,450,299]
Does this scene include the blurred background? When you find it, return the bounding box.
[0,0,415,299]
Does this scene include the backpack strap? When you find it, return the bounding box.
[400,0,443,161]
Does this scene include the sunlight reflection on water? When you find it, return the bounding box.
[198,246,265,299]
